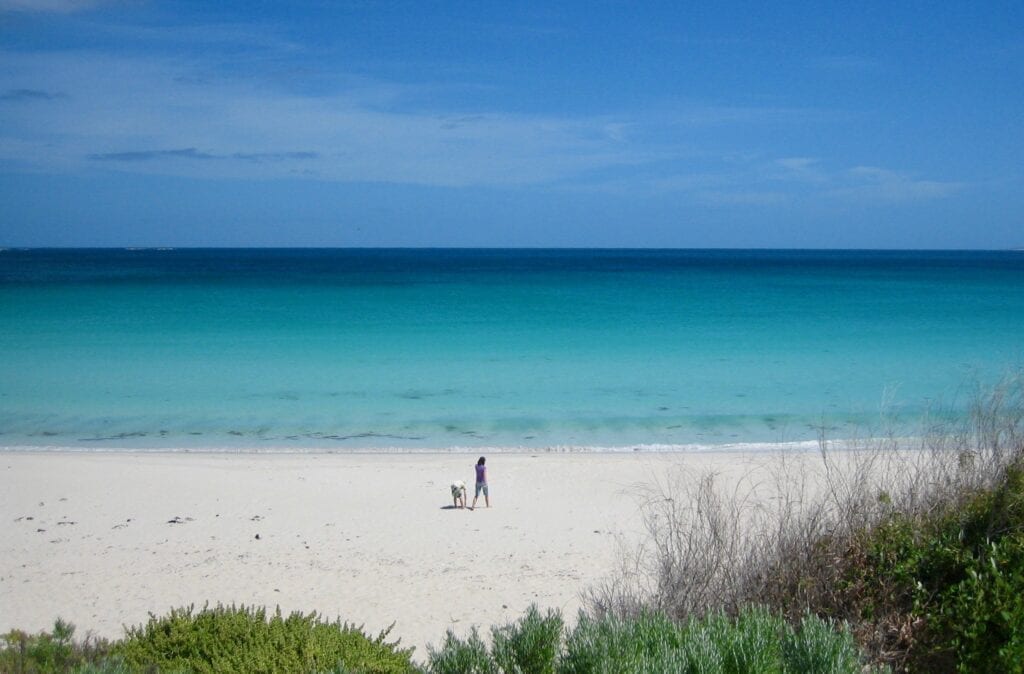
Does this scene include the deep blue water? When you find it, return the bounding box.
[1,248,1021,450]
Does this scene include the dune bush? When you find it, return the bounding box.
[112,604,416,674]
[0,619,113,674]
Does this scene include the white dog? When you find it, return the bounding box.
[450,480,467,508]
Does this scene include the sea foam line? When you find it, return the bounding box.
[0,438,919,455]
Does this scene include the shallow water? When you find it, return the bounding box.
[1,249,1021,450]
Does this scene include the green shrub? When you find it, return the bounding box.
[821,460,1024,671]
[112,604,416,674]
[69,658,152,674]
[490,606,563,674]
[781,612,864,674]
[425,605,565,674]
[426,627,497,674]
[691,608,783,674]
[425,606,874,674]
[560,610,682,673]
[675,608,869,674]
[0,619,112,674]
[678,628,724,674]
[923,534,1024,673]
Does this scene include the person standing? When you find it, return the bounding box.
[471,456,490,509]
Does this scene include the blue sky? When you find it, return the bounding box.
[0,1,1022,247]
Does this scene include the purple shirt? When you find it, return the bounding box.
[475,464,487,484]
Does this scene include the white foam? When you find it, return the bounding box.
[0,437,923,455]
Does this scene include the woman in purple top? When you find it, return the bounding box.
[471,456,490,509]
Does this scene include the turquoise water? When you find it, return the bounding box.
[1,249,1021,450]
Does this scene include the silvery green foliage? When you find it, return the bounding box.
[426,627,498,674]
[491,606,564,674]
[425,604,873,674]
[782,612,863,674]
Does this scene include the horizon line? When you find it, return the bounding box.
[2,246,1023,253]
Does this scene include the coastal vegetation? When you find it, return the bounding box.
[426,604,874,673]
[587,372,1024,672]
[2,604,873,673]
[0,606,415,674]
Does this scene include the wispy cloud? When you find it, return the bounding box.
[0,36,961,200]
[698,190,788,205]
[231,151,319,162]
[578,154,964,207]
[438,115,487,131]
[0,88,67,101]
[0,0,108,13]
[772,157,828,183]
[87,148,319,162]
[829,166,964,202]
[811,55,881,73]
[0,49,683,186]
[767,159,962,203]
[90,20,306,54]
[88,148,217,162]
[707,157,962,204]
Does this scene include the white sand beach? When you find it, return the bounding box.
[0,450,788,656]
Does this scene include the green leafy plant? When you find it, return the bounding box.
[426,627,497,674]
[426,605,875,674]
[781,612,864,674]
[490,605,563,674]
[112,604,416,674]
[0,619,112,674]
[560,610,682,673]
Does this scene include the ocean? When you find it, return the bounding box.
[1,249,1021,451]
